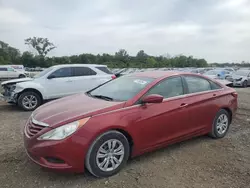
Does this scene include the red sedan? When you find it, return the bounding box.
[23,71,238,177]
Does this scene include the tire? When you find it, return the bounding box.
[85,130,130,177]
[17,91,42,111]
[19,74,26,78]
[209,109,230,139]
[243,80,248,88]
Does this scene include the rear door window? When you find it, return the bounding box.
[209,81,222,90]
[146,76,184,99]
[95,67,112,74]
[184,76,211,94]
[72,67,97,76]
[50,67,72,78]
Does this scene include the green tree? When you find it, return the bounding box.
[24,37,56,57]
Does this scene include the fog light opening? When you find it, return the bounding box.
[44,157,66,164]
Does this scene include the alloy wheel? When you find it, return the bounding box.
[22,95,38,110]
[96,139,125,172]
[216,114,228,135]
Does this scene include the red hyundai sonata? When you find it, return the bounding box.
[23,71,238,177]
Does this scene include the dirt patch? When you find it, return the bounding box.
[0,88,250,188]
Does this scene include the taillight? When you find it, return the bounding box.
[231,92,238,98]
[111,75,116,79]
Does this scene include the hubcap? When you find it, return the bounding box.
[22,95,38,109]
[216,114,228,135]
[96,139,125,172]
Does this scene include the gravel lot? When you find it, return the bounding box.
[0,88,250,188]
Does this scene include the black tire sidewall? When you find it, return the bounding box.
[19,74,25,78]
[212,109,230,138]
[85,131,130,177]
[17,91,41,111]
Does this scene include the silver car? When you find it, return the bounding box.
[226,69,250,87]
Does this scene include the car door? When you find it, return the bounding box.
[7,67,18,78]
[129,76,192,151]
[0,68,8,78]
[71,67,100,93]
[182,75,222,133]
[44,67,75,99]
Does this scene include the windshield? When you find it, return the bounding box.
[34,67,54,78]
[235,70,249,76]
[89,76,154,101]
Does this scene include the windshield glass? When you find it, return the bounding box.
[34,67,53,78]
[89,76,154,101]
[235,70,249,76]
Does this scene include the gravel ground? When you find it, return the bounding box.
[0,88,250,188]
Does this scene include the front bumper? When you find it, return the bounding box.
[23,121,89,173]
[232,81,243,87]
[0,92,18,103]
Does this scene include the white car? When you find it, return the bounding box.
[1,64,115,111]
[0,66,27,79]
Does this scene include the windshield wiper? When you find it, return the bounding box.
[91,95,114,101]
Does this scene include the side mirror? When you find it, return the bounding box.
[141,94,163,104]
[48,75,56,79]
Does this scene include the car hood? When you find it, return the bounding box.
[1,78,33,86]
[32,93,125,128]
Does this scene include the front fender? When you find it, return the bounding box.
[14,82,45,98]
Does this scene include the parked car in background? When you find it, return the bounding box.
[1,64,115,110]
[226,69,250,87]
[0,66,27,79]
[204,69,232,79]
[23,71,237,177]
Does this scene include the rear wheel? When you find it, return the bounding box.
[17,91,42,111]
[209,109,230,139]
[85,131,130,177]
[243,80,248,88]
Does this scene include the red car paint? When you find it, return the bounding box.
[23,71,237,173]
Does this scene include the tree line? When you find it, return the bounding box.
[0,37,248,68]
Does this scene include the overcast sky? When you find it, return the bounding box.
[0,0,250,63]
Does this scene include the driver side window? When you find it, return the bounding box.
[146,76,184,99]
[49,67,72,78]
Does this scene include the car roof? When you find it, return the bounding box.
[51,64,107,68]
[129,71,192,78]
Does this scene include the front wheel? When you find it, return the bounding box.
[17,91,42,111]
[85,131,130,177]
[243,80,248,88]
[209,109,230,139]
[19,74,26,78]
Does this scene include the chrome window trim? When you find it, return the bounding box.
[31,115,49,127]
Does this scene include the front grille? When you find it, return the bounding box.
[26,120,45,137]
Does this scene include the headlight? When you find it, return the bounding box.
[38,117,90,140]
[236,78,242,81]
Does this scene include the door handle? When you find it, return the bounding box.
[180,103,188,108]
[212,94,217,97]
